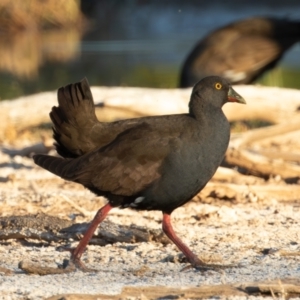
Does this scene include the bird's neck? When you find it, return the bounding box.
[189,100,225,123]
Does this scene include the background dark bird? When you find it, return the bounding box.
[179,17,300,87]
[33,76,245,271]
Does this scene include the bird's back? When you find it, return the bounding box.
[179,17,300,87]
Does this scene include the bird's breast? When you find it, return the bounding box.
[140,118,230,212]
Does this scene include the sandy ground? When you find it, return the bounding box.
[0,145,300,299]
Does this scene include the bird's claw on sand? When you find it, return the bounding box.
[181,262,241,272]
[56,245,97,272]
[61,258,98,273]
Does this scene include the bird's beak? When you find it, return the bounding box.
[227,86,246,104]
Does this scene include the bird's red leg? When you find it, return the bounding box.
[162,212,204,268]
[69,203,113,270]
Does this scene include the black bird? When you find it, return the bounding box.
[180,17,300,87]
[33,76,246,271]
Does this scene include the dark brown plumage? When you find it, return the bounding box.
[33,76,245,270]
[180,17,300,87]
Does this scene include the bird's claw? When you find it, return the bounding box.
[56,245,97,272]
[61,258,98,273]
[181,261,241,272]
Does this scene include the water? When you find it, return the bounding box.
[0,1,300,100]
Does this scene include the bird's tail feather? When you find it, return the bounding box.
[33,154,71,179]
[50,78,99,158]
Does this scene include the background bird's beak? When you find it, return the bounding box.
[227,87,246,104]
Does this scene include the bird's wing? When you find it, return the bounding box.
[198,34,281,82]
[222,36,281,72]
[60,123,178,196]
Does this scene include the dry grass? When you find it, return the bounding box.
[0,0,83,32]
[0,29,81,78]
[0,0,85,78]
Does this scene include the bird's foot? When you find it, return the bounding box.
[181,256,240,272]
[181,262,240,272]
[61,258,98,273]
[56,245,97,272]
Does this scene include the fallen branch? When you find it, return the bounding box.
[44,278,300,299]
[230,117,300,148]
[0,214,169,245]
[1,85,300,141]
[200,181,300,202]
[225,147,300,178]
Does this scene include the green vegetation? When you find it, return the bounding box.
[124,65,178,88]
[1,64,299,101]
[257,67,300,89]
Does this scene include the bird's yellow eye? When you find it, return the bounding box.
[215,82,222,90]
